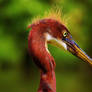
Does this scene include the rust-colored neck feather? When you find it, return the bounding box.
[28,19,57,92]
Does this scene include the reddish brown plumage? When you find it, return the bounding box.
[28,19,67,92]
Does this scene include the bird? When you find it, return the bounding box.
[28,11,92,92]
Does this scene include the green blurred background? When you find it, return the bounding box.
[0,0,92,92]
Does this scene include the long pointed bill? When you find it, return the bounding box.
[65,39,92,65]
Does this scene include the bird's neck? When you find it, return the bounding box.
[28,30,56,92]
[38,70,56,92]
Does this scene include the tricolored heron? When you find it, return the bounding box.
[28,16,92,92]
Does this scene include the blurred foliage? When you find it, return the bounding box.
[0,0,92,92]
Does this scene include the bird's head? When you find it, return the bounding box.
[28,18,92,65]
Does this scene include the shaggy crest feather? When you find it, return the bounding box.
[31,8,67,26]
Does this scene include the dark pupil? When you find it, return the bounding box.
[64,32,67,37]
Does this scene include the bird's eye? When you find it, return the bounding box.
[63,31,68,37]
